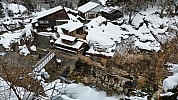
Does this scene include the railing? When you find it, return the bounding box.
[33,50,55,73]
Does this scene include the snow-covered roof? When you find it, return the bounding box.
[54,34,83,50]
[86,6,178,56]
[78,2,100,13]
[55,20,83,33]
[37,32,58,39]
[60,34,76,42]
[86,16,121,47]
[32,6,64,23]
[100,6,121,13]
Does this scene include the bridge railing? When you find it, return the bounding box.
[33,50,55,73]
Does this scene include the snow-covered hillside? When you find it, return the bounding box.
[86,7,178,57]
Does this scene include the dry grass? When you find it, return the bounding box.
[0,52,45,96]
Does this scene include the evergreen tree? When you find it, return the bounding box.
[22,0,34,12]
[78,0,90,7]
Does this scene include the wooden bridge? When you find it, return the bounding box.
[33,50,56,73]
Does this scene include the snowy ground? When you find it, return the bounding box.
[163,63,178,92]
[0,2,178,99]
[42,79,119,100]
[86,7,178,57]
[0,77,34,100]
[0,30,22,49]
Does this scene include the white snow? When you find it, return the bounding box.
[172,64,178,74]
[86,6,178,56]
[56,20,84,33]
[22,24,32,38]
[163,62,178,92]
[32,6,63,23]
[160,92,174,97]
[30,45,37,51]
[86,16,120,47]
[56,59,61,63]
[0,77,34,100]
[163,73,178,92]
[55,34,83,50]
[0,31,22,49]
[99,0,106,5]
[126,96,148,100]
[18,44,30,56]
[8,3,27,14]
[78,2,100,13]
[43,79,118,100]
[31,68,50,81]
[37,32,58,39]
[87,45,115,57]
[0,52,6,56]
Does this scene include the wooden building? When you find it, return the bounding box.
[54,20,87,40]
[54,34,84,54]
[32,6,70,32]
[77,2,104,21]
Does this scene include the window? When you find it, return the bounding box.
[87,13,96,19]
[39,20,49,24]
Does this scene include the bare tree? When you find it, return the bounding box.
[0,53,44,100]
[122,0,150,24]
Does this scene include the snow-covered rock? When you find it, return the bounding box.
[8,3,27,14]
[163,73,178,92]
[19,44,30,56]
[0,31,21,49]
[30,45,37,52]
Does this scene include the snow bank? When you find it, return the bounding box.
[8,3,27,14]
[126,96,148,100]
[0,77,34,100]
[22,24,32,38]
[160,92,174,97]
[43,79,118,100]
[19,44,30,56]
[163,73,178,92]
[0,31,22,49]
[172,64,178,74]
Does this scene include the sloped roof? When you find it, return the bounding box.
[55,20,84,32]
[54,34,83,50]
[78,2,100,13]
[60,34,76,42]
[32,6,64,23]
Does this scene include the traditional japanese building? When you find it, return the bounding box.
[54,34,84,54]
[32,6,70,32]
[77,1,104,21]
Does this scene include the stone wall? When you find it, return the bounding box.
[71,57,137,95]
